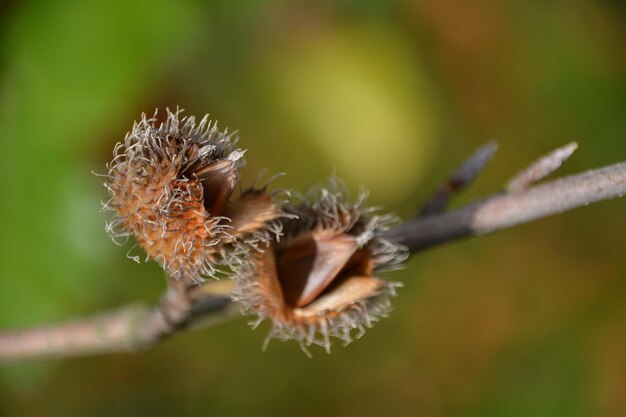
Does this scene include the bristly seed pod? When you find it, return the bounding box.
[232,178,408,355]
[102,109,284,283]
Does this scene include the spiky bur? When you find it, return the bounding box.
[232,178,408,355]
[102,109,285,283]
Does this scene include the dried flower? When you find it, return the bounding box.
[233,179,407,354]
[103,109,283,283]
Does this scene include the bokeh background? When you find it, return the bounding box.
[1,1,625,416]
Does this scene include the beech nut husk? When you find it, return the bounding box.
[233,179,407,354]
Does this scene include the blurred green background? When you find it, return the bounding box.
[0,1,625,416]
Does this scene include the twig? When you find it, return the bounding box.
[0,153,624,362]
[0,287,236,362]
[419,141,498,216]
[389,161,626,252]
[507,142,578,192]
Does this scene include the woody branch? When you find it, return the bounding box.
[0,147,624,362]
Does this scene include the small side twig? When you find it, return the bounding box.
[419,142,498,216]
[507,142,578,192]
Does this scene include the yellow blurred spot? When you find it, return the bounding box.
[262,24,437,204]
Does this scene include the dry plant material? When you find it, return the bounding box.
[103,109,283,284]
[233,179,407,354]
[507,142,578,192]
[419,141,498,216]
[1,135,624,361]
